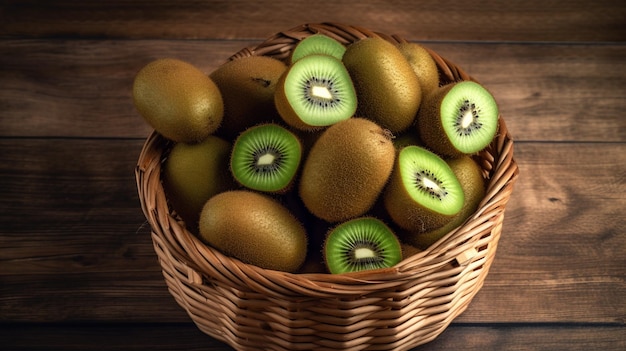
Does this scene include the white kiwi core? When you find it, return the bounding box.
[460,109,474,129]
[354,247,376,260]
[421,177,442,194]
[257,153,276,166]
[311,85,333,100]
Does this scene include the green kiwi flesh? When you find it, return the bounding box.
[418,81,499,157]
[230,123,302,193]
[405,156,486,249]
[290,34,346,64]
[199,190,307,272]
[384,145,464,232]
[275,54,357,130]
[324,217,402,274]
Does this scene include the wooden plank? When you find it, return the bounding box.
[1,139,624,324]
[1,0,624,42]
[458,141,626,323]
[1,323,624,351]
[1,40,625,141]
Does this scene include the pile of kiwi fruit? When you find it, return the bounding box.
[132,33,500,275]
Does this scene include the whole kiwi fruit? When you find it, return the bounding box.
[163,135,234,232]
[342,37,422,133]
[299,117,396,223]
[133,58,223,143]
[199,190,308,272]
[383,145,465,232]
[417,81,499,157]
[397,42,440,98]
[210,56,287,141]
[403,156,486,250]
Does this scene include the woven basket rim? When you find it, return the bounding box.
[136,22,520,296]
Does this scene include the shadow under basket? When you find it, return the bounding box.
[135,23,520,351]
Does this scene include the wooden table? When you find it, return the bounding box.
[1,1,625,350]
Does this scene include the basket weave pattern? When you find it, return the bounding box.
[136,23,519,351]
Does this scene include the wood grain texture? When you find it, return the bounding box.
[1,0,625,42]
[1,40,624,141]
[1,140,624,324]
[0,1,624,349]
[2,323,625,351]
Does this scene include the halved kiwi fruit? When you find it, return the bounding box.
[290,34,346,64]
[384,145,464,232]
[275,54,357,130]
[324,217,402,274]
[404,156,486,249]
[230,123,302,193]
[418,81,499,157]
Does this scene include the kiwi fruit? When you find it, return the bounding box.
[417,81,499,157]
[342,37,422,133]
[199,190,307,272]
[230,123,302,193]
[392,131,423,150]
[162,135,234,232]
[209,56,287,141]
[290,34,347,64]
[275,54,357,131]
[397,42,440,97]
[324,217,402,274]
[383,145,465,232]
[299,118,396,223]
[133,58,223,143]
[404,156,486,250]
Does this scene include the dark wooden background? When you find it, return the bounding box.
[1,1,625,350]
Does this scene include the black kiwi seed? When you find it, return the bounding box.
[324,217,403,274]
[230,123,302,193]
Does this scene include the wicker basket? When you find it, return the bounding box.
[135,23,519,351]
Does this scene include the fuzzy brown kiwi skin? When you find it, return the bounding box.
[198,190,308,273]
[416,83,460,157]
[342,37,422,134]
[133,58,224,144]
[210,56,287,141]
[397,42,440,98]
[163,135,235,233]
[298,117,396,223]
[401,156,487,250]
